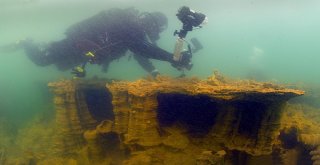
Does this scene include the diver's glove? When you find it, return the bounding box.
[171,50,193,71]
[71,65,86,78]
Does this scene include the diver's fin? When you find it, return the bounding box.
[190,37,203,53]
[0,38,34,53]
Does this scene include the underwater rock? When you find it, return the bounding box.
[162,126,189,150]
[270,103,320,165]
[310,146,320,165]
[48,80,85,157]
[122,151,152,165]
[96,120,113,134]
[83,120,115,163]
[196,150,226,165]
[299,134,320,146]
[280,104,320,147]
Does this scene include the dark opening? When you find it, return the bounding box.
[76,83,114,123]
[232,101,267,138]
[231,150,249,165]
[157,93,220,136]
[83,87,114,122]
[279,127,298,149]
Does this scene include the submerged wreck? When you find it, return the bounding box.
[7,72,320,165]
[41,72,318,165]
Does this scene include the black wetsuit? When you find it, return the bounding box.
[23,8,175,74]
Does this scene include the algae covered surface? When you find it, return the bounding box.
[1,74,318,165]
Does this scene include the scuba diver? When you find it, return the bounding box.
[19,7,207,78]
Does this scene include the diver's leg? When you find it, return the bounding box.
[101,59,111,73]
[21,40,53,66]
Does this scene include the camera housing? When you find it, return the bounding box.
[174,6,207,38]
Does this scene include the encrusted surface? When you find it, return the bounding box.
[106,74,303,157]
[2,73,310,165]
[280,104,320,146]
[107,74,303,100]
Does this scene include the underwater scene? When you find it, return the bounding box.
[0,0,320,164]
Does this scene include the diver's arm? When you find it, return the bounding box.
[128,40,192,70]
[133,54,159,76]
[128,40,174,63]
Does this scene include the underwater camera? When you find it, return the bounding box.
[173,6,206,63]
[174,6,207,39]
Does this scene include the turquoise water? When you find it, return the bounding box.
[0,0,319,138]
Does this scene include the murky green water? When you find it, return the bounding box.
[0,0,319,164]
